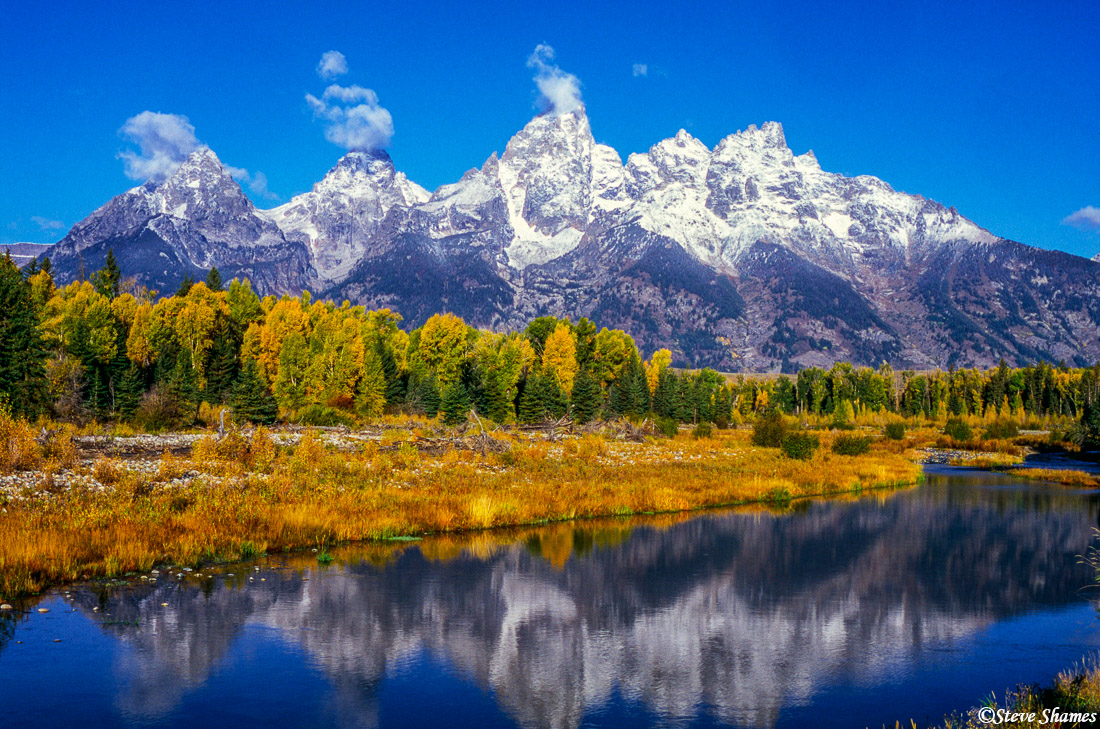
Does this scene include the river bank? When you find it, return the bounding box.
[0,419,922,599]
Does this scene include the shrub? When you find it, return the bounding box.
[0,408,41,473]
[296,404,356,428]
[752,411,788,448]
[983,419,1019,440]
[714,415,729,430]
[133,387,184,432]
[832,434,871,456]
[884,422,906,440]
[781,432,820,460]
[92,457,125,486]
[943,418,973,441]
[692,422,713,439]
[655,417,679,438]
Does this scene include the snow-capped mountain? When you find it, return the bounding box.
[46,111,1100,369]
[50,148,311,295]
[264,150,429,286]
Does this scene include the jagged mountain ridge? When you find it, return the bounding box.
[48,110,1100,370]
[50,148,313,295]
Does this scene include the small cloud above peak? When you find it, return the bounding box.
[317,50,349,80]
[527,44,583,116]
[118,111,202,183]
[1063,206,1100,232]
[305,58,393,152]
[632,63,648,78]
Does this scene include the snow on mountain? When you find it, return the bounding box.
[263,150,429,286]
[50,148,310,294]
[48,110,1100,369]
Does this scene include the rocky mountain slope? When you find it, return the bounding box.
[47,111,1100,370]
[50,148,312,295]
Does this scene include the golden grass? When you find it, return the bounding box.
[997,468,1100,488]
[949,454,1024,468]
[0,422,921,599]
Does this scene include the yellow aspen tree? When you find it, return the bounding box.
[413,313,470,387]
[541,322,578,393]
[126,302,155,366]
[645,348,672,393]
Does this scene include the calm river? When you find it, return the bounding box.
[3,467,1099,728]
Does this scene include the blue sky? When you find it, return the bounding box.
[2,0,1098,258]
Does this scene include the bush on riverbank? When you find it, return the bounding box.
[832,435,872,456]
[884,422,906,440]
[943,418,973,442]
[752,411,788,448]
[781,432,819,460]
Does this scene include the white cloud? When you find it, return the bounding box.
[225,165,277,201]
[306,81,394,151]
[632,63,648,77]
[31,215,64,231]
[1062,206,1100,232]
[317,50,349,80]
[526,44,583,115]
[118,111,201,182]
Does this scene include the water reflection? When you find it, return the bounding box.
[9,472,1100,728]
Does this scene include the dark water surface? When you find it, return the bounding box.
[3,468,1100,729]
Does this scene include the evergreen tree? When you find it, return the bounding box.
[377,340,405,406]
[93,249,122,299]
[652,369,676,418]
[40,257,52,276]
[205,266,223,291]
[232,360,278,424]
[439,380,471,426]
[204,328,239,404]
[482,371,512,422]
[570,370,600,424]
[628,362,651,416]
[115,363,144,418]
[545,375,569,419]
[0,254,48,417]
[407,374,440,417]
[609,366,632,416]
[518,375,548,424]
[176,274,195,297]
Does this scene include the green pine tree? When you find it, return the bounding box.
[483,371,512,422]
[205,266,223,291]
[570,370,600,424]
[232,359,278,424]
[93,248,122,299]
[378,340,405,406]
[652,369,675,418]
[176,274,195,297]
[0,253,48,418]
[204,328,239,404]
[115,363,144,418]
[628,362,651,416]
[407,374,440,417]
[545,375,569,419]
[518,374,548,424]
[439,380,471,426]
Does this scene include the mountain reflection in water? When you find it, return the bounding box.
[3,469,1099,729]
